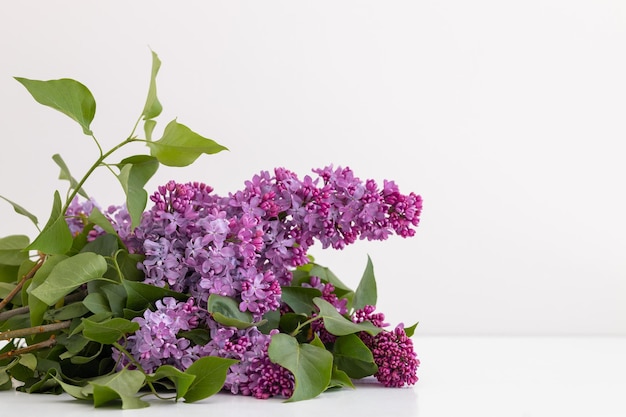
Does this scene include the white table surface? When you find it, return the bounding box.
[2,336,624,417]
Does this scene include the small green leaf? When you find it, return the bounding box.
[404,322,419,338]
[116,155,159,228]
[148,365,196,400]
[329,366,355,389]
[183,356,238,403]
[113,250,144,282]
[54,377,90,400]
[26,191,73,255]
[352,255,377,311]
[0,235,30,265]
[0,195,38,225]
[44,302,90,321]
[86,369,148,409]
[29,252,108,306]
[15,77,96,135]
[333,334,378,379]
[80,233,119,257]
[82,317,139,344]
[144,119,157,141]
[309,264,354,299]
[268,333,333,402]
[207,294,255,328]
[56,333,90,357]
[142,50,162,121]
[28,254,69,326]
[83,292,111,314]
[122,280,187,311]
[280,286,322,315]
[147,119,228,167]
[178,329,211,345]
[87,206,117,235]
[314,298,382,337]
[52,153,89,198]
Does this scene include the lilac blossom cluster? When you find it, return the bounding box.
[125,165,422,320]
[113,297,200,373]
[72,165,421,398]
[353,306,420,387]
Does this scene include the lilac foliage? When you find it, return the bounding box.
[104,165,422,398]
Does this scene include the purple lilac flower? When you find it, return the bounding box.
[366,324,419,388]
[116,166,421,397]
[199,322,294,398]
[353,306,419,388]
[65,196,132,242]
[113,297,200,373]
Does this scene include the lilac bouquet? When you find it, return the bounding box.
[0,51,421,408]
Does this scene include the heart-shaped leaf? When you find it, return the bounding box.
[183,356,238,403]
[268,333,333,402]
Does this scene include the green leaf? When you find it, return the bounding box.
[308,264,354,300]
[207,294,259,329]
[83,292,111,314]
[87,206,117,235]
[52,153,88,198]
[26,191,73,255]
[352,255,377,311]
[0,282,16,299]
[148,365,196,400]
[142,50,162,121]
[280,286,322,315]
[178,329,210,345]
[0,264,19,283]
[0,235,30,265]
[314,298,382,337]
[268,333,333,402]
[85,369,148,409]
[183,356,238,403]
[404,322,419,338]
[0,195,38,225]
[81,233,119,257]
[144,119,157,141]
[28,254,68,326]
[122,280,187,311]
[112,250,144,282]
[329,366,355,389]
[333,334,378,379]
[29,252,108,306]
[43,302,89,321]
[54,378,90,400]
[15,77,96,135]
[116,155,159,228]
[147,119,228,167]
[82,317,139,344]
[101,284,127,316]
[56,333,90,358]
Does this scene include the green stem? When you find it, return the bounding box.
[290,315,323,337]
[113,341,168,400]
[61,114,144,213]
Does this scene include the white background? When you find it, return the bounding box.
[0,0,624,336]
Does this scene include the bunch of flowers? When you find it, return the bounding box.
[0,52,421,408]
